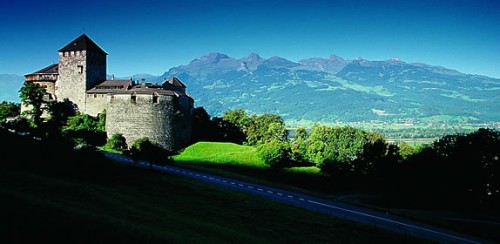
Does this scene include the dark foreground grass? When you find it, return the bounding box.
[0,135,424,243]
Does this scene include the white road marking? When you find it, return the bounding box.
[238,184,244,187]
[287,195,294,198]
[299,198,305,201]
[277,193,283,196]
[230,182,236,185]
[267,191,273,194]
[306,200,478,244]
[247,186,254,189]
[257,188,264,191]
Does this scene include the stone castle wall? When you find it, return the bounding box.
[105,94,192,151]
[85,93,109,116]
[56,50,106,113]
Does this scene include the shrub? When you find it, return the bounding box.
[104,133,128,152]
[128,137,171,165]
[257,140,290,169]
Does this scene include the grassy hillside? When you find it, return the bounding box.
[174,141,264,167]
[173,142,336,195]
[0,133,421,243]
[174,141,320,174]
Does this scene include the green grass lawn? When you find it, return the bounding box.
[0,138,422,243]
[173,142,359,197]
[174,141,265,168]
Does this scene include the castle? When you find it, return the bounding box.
[23,34,194,150]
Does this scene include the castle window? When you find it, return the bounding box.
[131,95,136,103]
[78,65,83,74]
[93,94,97,98]
[153,96,159,104]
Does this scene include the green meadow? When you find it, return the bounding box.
[173,142,345,196]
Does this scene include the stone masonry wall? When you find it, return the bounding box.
[106,94,191,151]
[56,50,106,114]
[85,93,109,116]
[56,51,87,111]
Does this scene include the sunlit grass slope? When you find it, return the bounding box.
[174,141,266,168]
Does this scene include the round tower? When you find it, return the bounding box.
[106,91,193,151]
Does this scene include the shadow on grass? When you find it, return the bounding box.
[172,159,381,196]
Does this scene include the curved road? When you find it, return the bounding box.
[103,152,486,243]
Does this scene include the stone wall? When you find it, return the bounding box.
[85,93,109,116]
[106,94,192,151]
[56,50,106,113]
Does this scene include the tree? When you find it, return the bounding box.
[393,128,500,210]
[43,100,76,137]
[191,107,212,142]
[0,101,20,123]
[246,113,287,145]
[128,137,171,167]
[289,127,308,163]
[257,139,290,169]
[305,125,390,177]
[64,112,105,132]
[223,109,250,134]
[397,142,422,159]
[63,112,107,148]
[104,133,128,152]
[211,117,246,143]
[19,82,46,128]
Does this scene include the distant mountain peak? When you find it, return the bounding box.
[268,56,288,61]
[191,53,231,64]
[328,54,345,62]
[389,57,401,62]
[245,53,262,62]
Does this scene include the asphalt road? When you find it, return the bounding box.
[103,152,486,243]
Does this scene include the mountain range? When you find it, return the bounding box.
[158,53,500,125]
[2,54,499,125]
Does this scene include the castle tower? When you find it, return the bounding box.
[56,34,107,112]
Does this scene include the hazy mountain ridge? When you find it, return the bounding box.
[0,74,24,103]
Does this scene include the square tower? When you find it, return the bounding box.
[56,34,107,112]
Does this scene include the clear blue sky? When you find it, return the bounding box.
[1,0,500,78]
